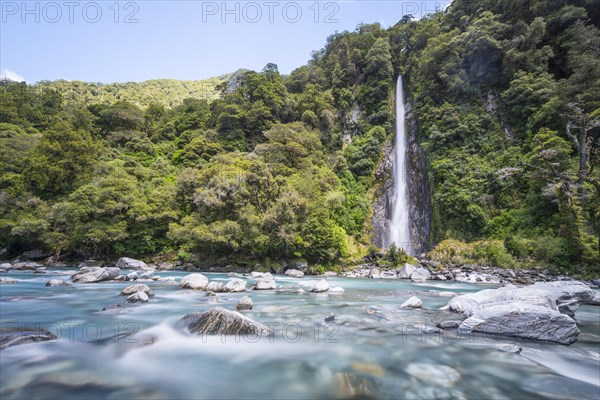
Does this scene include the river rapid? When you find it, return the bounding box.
[1,270,599,399]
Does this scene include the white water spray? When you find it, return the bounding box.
[389,76,411,253]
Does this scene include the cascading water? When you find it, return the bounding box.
[389,76,412,253]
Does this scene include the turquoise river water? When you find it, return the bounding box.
[1,269,599,399]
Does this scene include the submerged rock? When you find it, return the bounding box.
[224,278,247,292]
[254,275,276,290]
[297,288,306,295]
[0,328,57,350]
[125,291,149,304]
[179,273,209,290]
[410,268,431,283]
[120,284,153,297]
[310,279,330,293]
[0,278,18,284]
[400,296,422,308]
[436,320,462,329]
[491,344,522,354]
[101,304,128,313]
[329,287,345,293]
[236,295,253,311]
[181,307,270,336]
[71,267,120,283]
[397,263,417,279]
[330,372,377,399]
[459,302,579,345]
[45,279,70,287]
[405,363,460,388]
[285,269,304,278]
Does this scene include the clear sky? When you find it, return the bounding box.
[1,0,450,83]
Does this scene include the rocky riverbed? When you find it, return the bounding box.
[1,260,599,399]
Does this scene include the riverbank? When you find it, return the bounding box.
[2,253,598,289]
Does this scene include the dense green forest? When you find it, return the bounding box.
[1,0,598,275]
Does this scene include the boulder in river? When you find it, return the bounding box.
[329,287,345,293]
[410,268,431,283]
[369,268,381,279]
[400,296,422,308]
[206,281,224,293]
[310,279,330,293]
[71,267,120,283]
[126,272,138,281]
[121,284,154,297]
[224,278,246,292]
[448,286,558,317]
[115,257,152,270]
[45,279,70,287]
[284,269,304,278]
[586,292,600,306]
[126,291,149,304]
[254,275,276,290]
[236,295,253,311]
[397,263,417,279]
[139,270,154,279]
[531,281,596,317]
[459,302,580,345]
[179,273,209,290]
[380,270,398,279]
[181,307,270,336]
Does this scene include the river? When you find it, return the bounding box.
[1,270,599,399]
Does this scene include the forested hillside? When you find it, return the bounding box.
[1,0,598,275]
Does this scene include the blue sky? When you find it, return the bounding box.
[1,0,449,83]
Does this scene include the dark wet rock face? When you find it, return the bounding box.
[371,101,431,254]
[371,138,394,250]
[181,307,270,336]
[0,328,57,350]
[406,102,432,255]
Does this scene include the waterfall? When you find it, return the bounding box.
[389,76,412,253]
